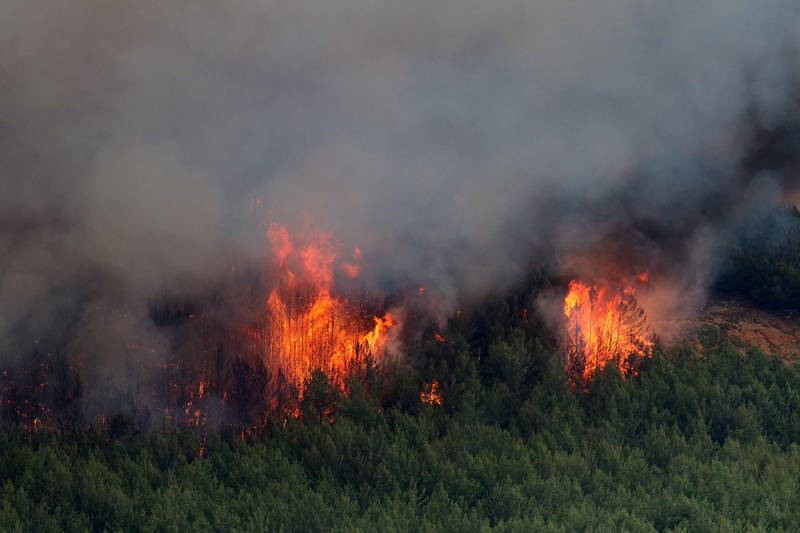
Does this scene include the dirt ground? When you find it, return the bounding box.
[666,296,800,361]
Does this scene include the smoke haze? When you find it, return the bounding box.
[2,0,800,360]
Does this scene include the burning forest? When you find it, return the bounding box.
[0,0,799,437]
[0,210,663,431]
[562,276,653,384]
[1,219,409,431]
[6,2,800,529]
[257,222,400,389]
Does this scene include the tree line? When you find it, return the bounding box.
[2,300,800,530]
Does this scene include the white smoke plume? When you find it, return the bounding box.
[2,0,800,360]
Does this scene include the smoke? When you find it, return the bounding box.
[2,0,800,362]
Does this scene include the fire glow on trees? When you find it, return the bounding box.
[253,222,399,389]
[563,277,652,382]
[420,380,442,405]
[0,220,403,433]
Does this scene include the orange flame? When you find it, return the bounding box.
[267,223,293,268]
[563,278,651,380]
[420,380,442,405]
[260,223,399,388]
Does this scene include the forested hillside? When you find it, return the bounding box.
[5,1,800,531]
[3,313,800,531]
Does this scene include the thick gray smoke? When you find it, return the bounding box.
[2,0,800,361]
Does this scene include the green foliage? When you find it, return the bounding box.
[301,369,342,425]
[3,324,800,531]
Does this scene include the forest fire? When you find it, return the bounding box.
[255,223,399,389]
[563,276,652,381]
[0,221,404,432]
[420,380,442,405]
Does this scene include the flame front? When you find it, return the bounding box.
[563,278,651,381]
[259,223,398,388]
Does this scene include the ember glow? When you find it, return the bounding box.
[255,223,399,389]
[563,277,652,381]
[420,380,442,405]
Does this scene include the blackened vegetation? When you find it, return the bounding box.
[716,205,800,310]
[0,273,399,433]
[0,347,83,433]
[228,357,270,427]
[149,297,199,327]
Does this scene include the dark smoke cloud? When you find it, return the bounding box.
[2,0,800,359]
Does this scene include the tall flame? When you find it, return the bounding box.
[563,278,651,381]
[259,223,398,388]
